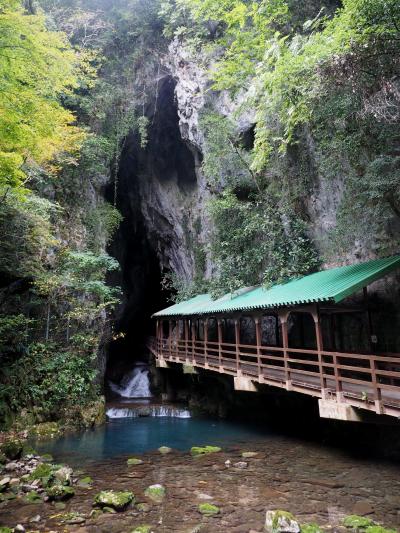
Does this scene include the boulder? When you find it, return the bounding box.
[144,484,165,502]
[198,503,220,516]
[1,440,23,460]
[190,446,221,457]
[54,466,73,485]
[158,446,172,454]
[265,510,300,533]
[94,490,135,511]
[46,484,75,501]
[127,458,144,465]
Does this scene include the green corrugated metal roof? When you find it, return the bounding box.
[153,255,400,317]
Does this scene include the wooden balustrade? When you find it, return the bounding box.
[147,335,400,418]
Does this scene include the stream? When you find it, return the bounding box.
[1,366,400,532]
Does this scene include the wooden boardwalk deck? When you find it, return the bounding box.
[148,337,400,418]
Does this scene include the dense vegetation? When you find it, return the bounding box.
[0,0,157,428]
[163,0,400,299]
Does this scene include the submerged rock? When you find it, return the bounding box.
[131,526,152,533]
[242,451,258,458]
[158,446,172,454]
[144,484,165,502]
[198,503,220,516]
[127,457,144,465]
[301,524,324,533]
[190,446,221,457]
[94,490,135,511]
[77,476,93,488]
[46,484,75,501]
[265,510,300,533]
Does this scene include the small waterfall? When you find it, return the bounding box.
[106,405,191,419]
[109,364,152,399]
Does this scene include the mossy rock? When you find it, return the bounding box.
[47,484,75,501]
[41,453,53,463]
[131,526,152,533]
[0,528,13,533]
[365,527,397,533]
[0,453,6,465]
[1,439,23,460]
[158,446,172,454]
[343,516,375,530]
[24,490,42,504]
[94,490,134,511]
[191,446,221,457]
[241,451,258,458]
[265,510,300,533]
[144,484,165,502]
[198,503,220,516]
[127,458,144,465]
[301,524,324,533]
[29,463,53,481]
[78,476,93,488]
[137,502,151,512]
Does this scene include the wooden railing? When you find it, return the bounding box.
[147,336,400,417]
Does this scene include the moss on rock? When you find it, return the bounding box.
[28,422,60,439]
[191,446,221,457]
[127,457,144,465]
[0,439,23,459]
[131,526,152,533]
[198,503,220,516]
[158,446,172,454]
[144,484,165,502]
[301,524,324,533]
[24,490,42,504]
[47,484,75,501]
[343,516,375,530]
[265,510,300,533]
[94,490,134,511]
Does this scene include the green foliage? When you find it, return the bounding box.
[208,190,319,296]
[173,0,400,259]
[0,0,85,193]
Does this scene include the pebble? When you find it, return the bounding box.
[234,462,248,469]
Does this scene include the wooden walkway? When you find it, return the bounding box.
[148,337,400,418]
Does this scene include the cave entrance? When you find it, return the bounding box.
[104,75,196,391]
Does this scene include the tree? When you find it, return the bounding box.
[0,0,84,193]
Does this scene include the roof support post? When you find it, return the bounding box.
[184,319,189,362]
[191,320,196,365]
[369,355,383,414]
[278,310,292,391]
[168,320,172,358]
[217,319,223,372]
[203,319,209,369]
[255,315,262,380]
[312,305,328,399]
[234,318,241,376]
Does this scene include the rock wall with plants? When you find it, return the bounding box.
[1,0,399,429]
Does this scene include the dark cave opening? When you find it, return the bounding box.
[104,75,197,387]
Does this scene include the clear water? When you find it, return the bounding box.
[34,417,270,466]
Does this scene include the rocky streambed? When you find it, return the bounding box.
[0,437,399,533]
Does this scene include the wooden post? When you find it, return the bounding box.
[363,286,374,353]
[204,319,208,367]
[184,319,189,356]
[217,319,223,371]
[234,318,241,375]
[370,355,383,414]
[312,305,328,398]
[191,320,196,364]
[255,315,262,380]
[278,310,291,390]
[168,320,172,358]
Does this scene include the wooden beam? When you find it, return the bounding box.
[278,310,291,390]
[234,318,240,375]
